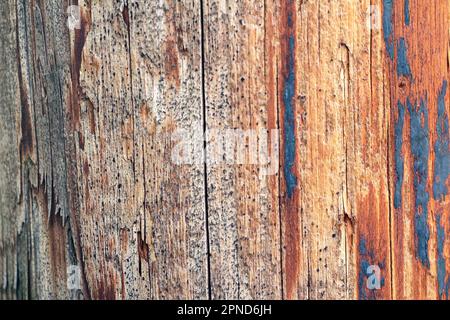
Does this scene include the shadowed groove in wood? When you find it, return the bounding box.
[200,0,213,300]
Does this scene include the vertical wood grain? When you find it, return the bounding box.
[277,0,392,300]
[202,0,282,299]
[0,0,22,300]
[0,0,80,299]
[71,0,208,299]
[128,0,208,299]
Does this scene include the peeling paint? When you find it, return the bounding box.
[383,0,394,60]
[436,215,448,299]
[395,101,406,209]
[408,98,430,268]
[433,80,449,201]
[404,0,410,26]
[283,35,298,199]
[358,258,371,300]
[397,38,412,78]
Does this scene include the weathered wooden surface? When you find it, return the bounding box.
[203,0,282,299]
[0,0,449,300]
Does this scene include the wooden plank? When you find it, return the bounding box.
[203,0,282,299]
[71,0,208,299]
[70,0,137,299]
[353,0,392,300]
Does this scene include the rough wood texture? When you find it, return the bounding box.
[0,0,449,300]
[386,0,450,299]
[72,0,208,299]
[203,0,282,299]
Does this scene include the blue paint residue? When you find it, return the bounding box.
[408,98,430,268]
[433,80,450,201]
[283,35,298,198]
[397,38,412,78]
[404,0,410,26]
[358,236,384,300]
[358,259,370,300]
[287,12,293,28]
[395,101,406,209]
[436,215,448,299]
[383,0,394,60]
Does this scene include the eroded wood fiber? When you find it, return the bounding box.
[0,0,448,300]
